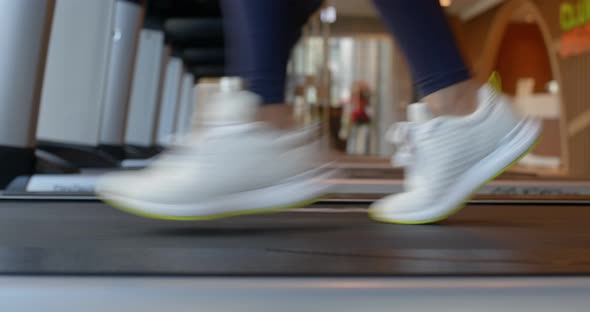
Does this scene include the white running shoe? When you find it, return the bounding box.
[96,89,332,220]
[369,84,542,224]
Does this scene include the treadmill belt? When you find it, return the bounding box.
[0,201,589,276]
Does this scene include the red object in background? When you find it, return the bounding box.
[350,82,371,124]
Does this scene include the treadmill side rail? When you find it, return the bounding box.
[3,175,100,196]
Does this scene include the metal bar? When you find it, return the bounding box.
[1,277,589,311]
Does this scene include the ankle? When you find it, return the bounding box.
[424,80,480,117]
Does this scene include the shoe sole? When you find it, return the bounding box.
[99,168,334,221]
[369,117,542,225]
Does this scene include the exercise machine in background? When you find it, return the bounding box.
[0,0,219,197]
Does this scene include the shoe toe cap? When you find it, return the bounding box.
[95,172,142,197]
[369,192,433,223]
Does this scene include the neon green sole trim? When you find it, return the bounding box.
[369,137,541,225]
[102,196,322,221]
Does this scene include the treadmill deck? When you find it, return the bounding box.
[0,201,588,276]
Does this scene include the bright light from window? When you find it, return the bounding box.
[321,6,337,23]
[547,80,559,95]
[440,0,452,7]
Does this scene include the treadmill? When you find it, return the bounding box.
[122,27,168,165]
[0,0,147,197]
[36,0,145,169]
[1,1,590,309]
[0,200,589,310]
[0,0,204,197]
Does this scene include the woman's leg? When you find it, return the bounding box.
[221,0,322,127]
[372,0,478,116]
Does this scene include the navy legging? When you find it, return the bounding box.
[221,0,470,104]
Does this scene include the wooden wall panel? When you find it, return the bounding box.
[455,0,590,177]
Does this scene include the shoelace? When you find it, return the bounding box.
[387,120,440,167]
[148,132,209,170]
[150,124,269,170]
[387,121,418,167]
